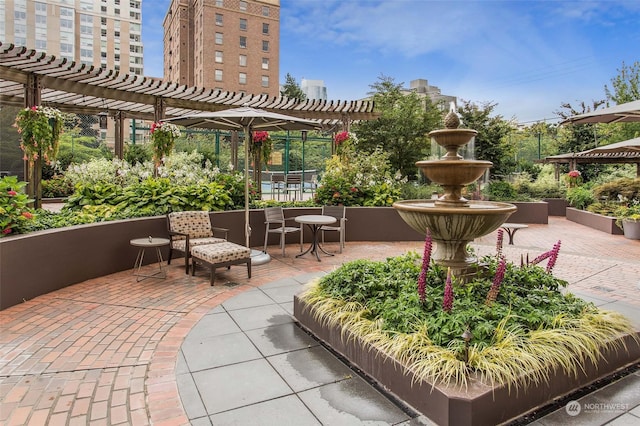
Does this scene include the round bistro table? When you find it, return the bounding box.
[295,215,337,262]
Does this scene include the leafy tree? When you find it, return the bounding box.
[280,73,306,100]
[605,61,640,103]
[456,100,515,179]
[353,75,443,178]
[604,61,640,140]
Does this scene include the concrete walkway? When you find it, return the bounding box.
[1,217,639,425]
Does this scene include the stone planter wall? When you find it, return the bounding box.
[566,207,624,235]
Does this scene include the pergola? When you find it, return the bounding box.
[540,150,640,178]
[0,42,378,156]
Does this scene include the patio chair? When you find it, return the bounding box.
[285,174,302,201]
[321,205,347,253]
[263,207,302,256]
[167,211,229,274]
[270,173,285,200]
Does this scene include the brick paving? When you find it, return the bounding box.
[1,217,639,425]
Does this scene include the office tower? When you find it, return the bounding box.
[163,0,279,97]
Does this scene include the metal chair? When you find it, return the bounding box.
[321,205,347,253]
[285,174,302,201]
[270,173,285,200]
[167,211,229,274]
[263,207,302,256]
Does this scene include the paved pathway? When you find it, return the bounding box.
[0,217,639,425]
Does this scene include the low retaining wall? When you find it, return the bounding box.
[0,202,563,310]
[566,207,624,235]
[294,296,640,426]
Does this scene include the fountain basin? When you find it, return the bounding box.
[416,160,492,187]
[429,128,478,159]
[393,200,516,274]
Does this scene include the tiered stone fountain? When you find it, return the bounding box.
[393,111,517,278]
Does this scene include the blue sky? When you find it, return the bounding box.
[142,0,640,124]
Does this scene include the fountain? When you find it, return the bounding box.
[393,111,517,277]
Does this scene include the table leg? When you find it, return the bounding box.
[296,224,335,261]
[133,247,167,281]
[504,228,516,245]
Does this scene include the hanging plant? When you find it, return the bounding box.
[14,106,64,165]
[251,131,273,164]
[150,121,181,166]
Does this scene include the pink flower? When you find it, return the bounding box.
[486,256,507,305]
[546,240,561,273]
[568,170,581,178]
[417,230,432,303]
[7,190,17,196]
[496,229,504,258]
[530,250,551,266]
[2,228,11,234]
[21,212,33,219]
[443,267,453,313]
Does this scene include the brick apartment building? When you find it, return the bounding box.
[163,0,280,97]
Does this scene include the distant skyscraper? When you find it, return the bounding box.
[0,0,144,76]
[301,78,327,101]
[163,0,280,97]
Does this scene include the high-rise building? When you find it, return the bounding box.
[0,0,144,76]
[163,0,280,97]
[301,78,327,101]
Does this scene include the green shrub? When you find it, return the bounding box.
[42,175,74,198]
[566,186,595,210]
[315,146,403,206]
[483,181,520,201]
[0,176,36,237]
[592,177,640,203]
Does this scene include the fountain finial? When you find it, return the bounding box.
[444,102,460,129]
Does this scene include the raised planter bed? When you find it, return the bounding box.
[566,207,624,235]
[508,201,548,224]
[294,295,640,426]
[543,198,569,216]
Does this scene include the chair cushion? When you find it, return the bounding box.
[172,237,226,252]
[168,211,214,239]
[191,242,251,264]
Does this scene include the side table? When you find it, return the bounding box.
[295,215,337,261]
[130,237,170,281]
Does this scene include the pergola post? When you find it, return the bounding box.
[154,97,165,122]
[114,111,124,159]
[24,73,42,209]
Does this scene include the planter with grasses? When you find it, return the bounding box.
[294,236,639,425]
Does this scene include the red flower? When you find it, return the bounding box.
[334,131,350,145]
[350,187,357,192]
[7,190,17,196]
[2,228,11,234]
[21,212,34,219]
[253,131,270,143]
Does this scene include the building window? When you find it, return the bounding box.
[239,73,246,84]
[262,6,270,16]
[216,0,223,6]
[215,13,223,26]
[262,58,269,69]
[35,15,47,25]
[101,17,107,25]
[240,36,247,48]
[215,69,223,81]
[101,29,107,37]
[262,23,269,35]
[239,18,247,31]
[101,5,106,12]
[215,32,223,44]
[262,40,269,52]
[239,1,247,11]
[14,11,26,20]
[35,2,47,13]
[115,8,120,15]
[261,76,269,88]
[239,54,247,66]
[215,51,223,63]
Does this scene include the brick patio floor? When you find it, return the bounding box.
[1,217,639,425]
